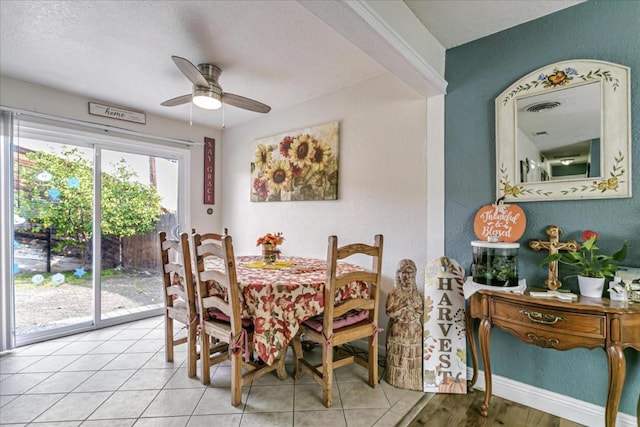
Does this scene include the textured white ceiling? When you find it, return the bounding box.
[0,1,385,129]
[0,1,583,130]
[404,0,584,49]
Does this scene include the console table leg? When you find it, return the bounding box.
[479,318,492,417]
[605,345,625,427]
[466,311,478,389]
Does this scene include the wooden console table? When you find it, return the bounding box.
[467,288,640,427]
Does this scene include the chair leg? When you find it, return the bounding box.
[290,332,303,379]
[187,323,198,378]
[200,330,211,385]
[275,352,287,380]
[369,335,379,388]
[165,314,174,362]
[322,343,334,408]
[230,349,243,407]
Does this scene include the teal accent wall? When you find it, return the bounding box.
[445,0,639,416]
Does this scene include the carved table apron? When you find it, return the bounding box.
[467,288,640,427]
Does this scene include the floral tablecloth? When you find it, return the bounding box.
[205,256,368,365]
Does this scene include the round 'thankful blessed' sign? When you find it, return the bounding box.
[473,204,526,243]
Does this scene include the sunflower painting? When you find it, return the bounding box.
[251,121,339,202]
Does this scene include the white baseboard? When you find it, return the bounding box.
[468,368,638,427]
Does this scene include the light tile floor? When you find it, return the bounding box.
[0,316,425,426]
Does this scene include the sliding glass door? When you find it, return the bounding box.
[99,150,179,320]
[2,111,188,347]
[13,141,96,336]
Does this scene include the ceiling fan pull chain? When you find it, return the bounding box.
[222,104,226,129]
[189,102,192,126]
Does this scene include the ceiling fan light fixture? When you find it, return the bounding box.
[162,56,270,113]
[193,87,222,110]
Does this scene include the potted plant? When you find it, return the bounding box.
[541,230,627,298]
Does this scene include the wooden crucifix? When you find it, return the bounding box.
[529,225,580,291]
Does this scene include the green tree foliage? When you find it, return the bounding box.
[16,148,94,261]
[16,147,162,267]
[101,159,162,266]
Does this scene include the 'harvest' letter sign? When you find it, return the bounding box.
[423,256,467,394]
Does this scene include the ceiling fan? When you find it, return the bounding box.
[161,56,271,114]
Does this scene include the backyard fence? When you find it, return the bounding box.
[14,213,178,273]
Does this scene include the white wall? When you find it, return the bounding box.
[0,76,223,234]
[220,72,429,337]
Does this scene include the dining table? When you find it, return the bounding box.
[204,255,369,366]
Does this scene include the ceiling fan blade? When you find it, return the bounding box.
[172,55,209,87]
[222,93,271,113]
[161,94,192,107]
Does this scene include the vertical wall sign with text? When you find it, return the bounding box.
[204,137,215,205]
[423,256,467,394]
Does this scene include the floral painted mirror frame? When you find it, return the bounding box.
[496,59,631,202]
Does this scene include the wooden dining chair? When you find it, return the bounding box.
[159,231,199,377]
[192,232,287,406]
[294,234,384,407]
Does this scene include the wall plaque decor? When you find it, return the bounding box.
[88,102,146,124]
[203,137,215,204]
[250,121,339,202]
[473,202,526,243]
[423,256,467,394]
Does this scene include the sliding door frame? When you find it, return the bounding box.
[1,112,15,352]
[1,109,193,349]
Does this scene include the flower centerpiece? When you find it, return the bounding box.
[256,232,284,264]
[541,230,627,297]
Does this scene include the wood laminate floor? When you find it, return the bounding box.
[407,388,584,427]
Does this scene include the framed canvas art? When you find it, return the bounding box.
[251,121,339,202]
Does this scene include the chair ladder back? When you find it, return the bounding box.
[160,232,180,305]
[159,231,199,377]
[163,263,185,299]
[336,242,381,259]
[198,270,233,318]
[324,235,383,334]
[193,233,243,335]
[335,271,378,289]
[332,297,375,319]
[196,229,229,246]
[178,232,198,317]
[160,232,195,312]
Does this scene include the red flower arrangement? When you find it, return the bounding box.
[256,232,285,247]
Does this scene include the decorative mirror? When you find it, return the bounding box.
[496,59,631,201]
